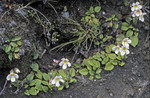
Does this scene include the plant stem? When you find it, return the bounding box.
[0,80,8,95]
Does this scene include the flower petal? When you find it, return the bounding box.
[132,3,135,6]
[112,46,116,51]
[52,79,56,84]
[115,49,119,54]
[62,64,67,69]
[67,62,71,67]
[59,61,63,66]
[127,39,132,44]
[15,74,19,79]
[136,2,139,5]
[60,79,64,83]
[6,75,11,80]
[126,50,130,55]
[56,81,60,87]
[120,50,125,56]
[11,77,16,82]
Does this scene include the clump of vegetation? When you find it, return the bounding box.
[2,36,22,61]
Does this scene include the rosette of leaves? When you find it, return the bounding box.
[24,63,51,96]
[121,17,139,47]
[2,36,22,61]
[49,67,77,90]
[24,63,77,96]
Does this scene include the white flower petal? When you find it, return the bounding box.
[60,79,64,83]
[138,5,142,9]
[126,50,130,55]
[6,75,11,80]
[112,47,116,51]
[115,49,119,54]
[132,3,135,6]
[15,74,19,79]
[59,61,63,66]
[131,7,135,11]
[136,2,139,5]
[61,58,65,61]
[67,62,71,67]
[56,81,60,87]
[127,39,132,44]
[120,50,125,56]
[52,79,56,84]
[11,77,16,82]
[62,64,67,69]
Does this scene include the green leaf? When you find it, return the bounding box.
[89,6,94,13]
[89,76,94,80]
[104,62,114,71]
[105,45,112,53]
[106,17,112,22]
[70,78,77,83]
[122,22,128,26]
[108,53,116,59]
[96,68,102,74]
[26,74,34,80]
[14,53,20,59]
[95,74,101,79]
[119,62,125,66]
[94,6,101,12]
[31,63,39,72]
[58,69,68,80]
[121,26,128,31]
[102,57,109,64]
[99,34,103,39]
[10,42,18,47]
[126,30,133,37]
[79,68,88,75]
[116,34,125,44]
[125,17,132,23]
[24,90,30,96]
[14,47,20,52]
[24,84,29,89]
[111,60,118,65]
[42,86,48,92]
[130,36,138,47]
[42,73,50,81]
[65,82,69,88]
[93,18,98,24]
[5,45,11,53]
[36,73,42,79]
[89,70,95,76]
[69,68,76,77]
[35,79,42,85]
[35,84,42,91]
[8,53,13,61]
[42,81,49,85]
[33,53,39,60]
[11,36,21,41]
[29,80,36,86]
[58,85,64,90]
[29,87,38,95]
[17,41,22,46]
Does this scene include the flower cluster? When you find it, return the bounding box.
[131,2,146,22]
[6,68,20,82]
[49,58,71,87]
[112,38,131,56]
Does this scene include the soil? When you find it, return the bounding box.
[0,0,149,98]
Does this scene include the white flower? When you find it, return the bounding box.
[14,68,20,73]
[112,45,121,54]
[122,38,131,48]
[134,10,143,17]
[139,13,146,22]
[131,2,142,11]
[52,76,64,87]
[6,71,19,82]
[120,46,130,56]
[59,58,71,69]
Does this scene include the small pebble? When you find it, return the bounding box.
[109,93,113,96]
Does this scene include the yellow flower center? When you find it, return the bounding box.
[123,47,126,50]
[134,5,138,8]
[124,40,127,43]
[10,74,15,77]
[56,78,60,81]
[137,10,140,13]
[64,60,67,64]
